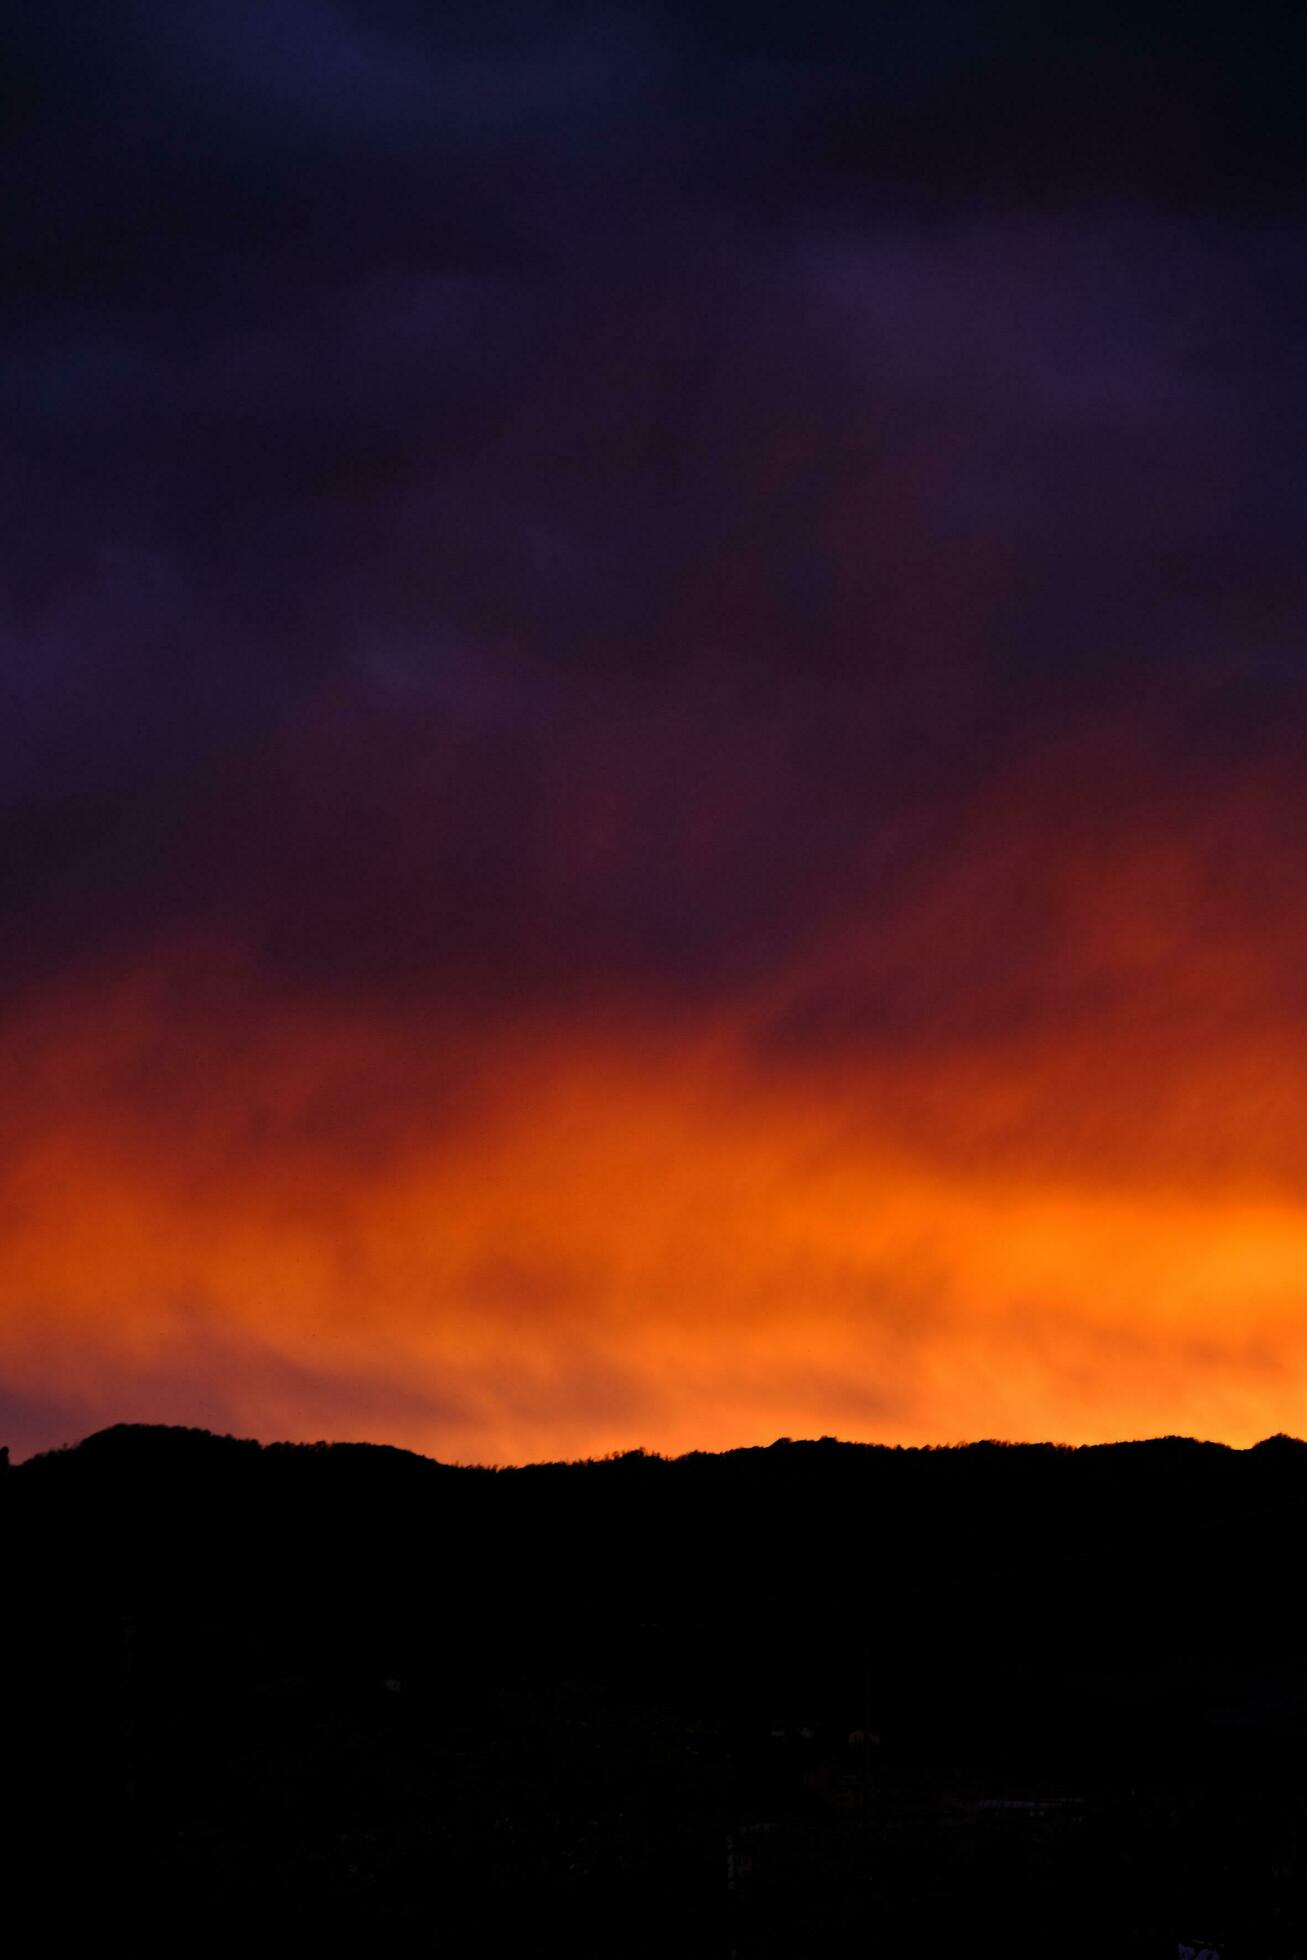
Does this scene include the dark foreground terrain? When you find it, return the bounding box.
[9,1425,1307,1954]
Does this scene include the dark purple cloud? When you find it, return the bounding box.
[2,0,1306,1040]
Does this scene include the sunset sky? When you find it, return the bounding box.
[5,1,1307,1460]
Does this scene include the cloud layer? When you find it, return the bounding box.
[4,1,1307,1456]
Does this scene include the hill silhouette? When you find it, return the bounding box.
[10,1423,1307,1955]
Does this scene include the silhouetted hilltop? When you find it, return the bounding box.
[17,1415,1301,1489]
[16,1420,1307,1596]
[11,1423,1307,1954]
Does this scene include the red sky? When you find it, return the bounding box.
[7,758,1307,1460]
[5,1,1307,1458]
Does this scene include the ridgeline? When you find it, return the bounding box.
[11,1424,1307,1954]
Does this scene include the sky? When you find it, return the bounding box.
[4,0,1307,1461]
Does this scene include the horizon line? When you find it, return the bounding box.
[10,1419,1306,1472]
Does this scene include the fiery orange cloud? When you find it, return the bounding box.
[4,848,1307,1464]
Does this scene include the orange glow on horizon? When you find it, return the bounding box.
[4,939,1307,1462]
